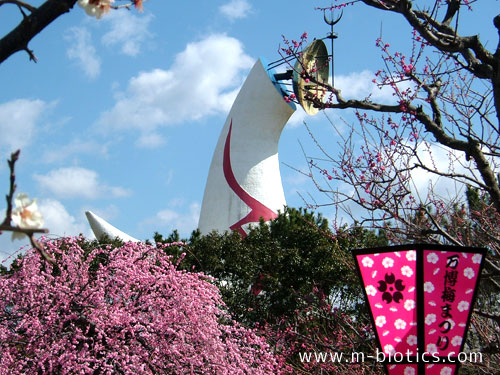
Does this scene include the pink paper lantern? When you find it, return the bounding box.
[353,244,486,375]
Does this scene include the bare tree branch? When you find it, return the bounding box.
[0,150,54,264]
[0,0,36,12]
[0,0,78,64]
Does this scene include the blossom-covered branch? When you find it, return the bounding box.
[290,1,500,216]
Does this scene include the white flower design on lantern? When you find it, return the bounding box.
[11,193,44,240]
[382,257,394,268]
[424,281,435,293]
[472,253,482,264]
[375,315,387,327]
[362,256,374,267]
[404,299,415,311]
[384,344,395,355]
[457,301,470,312]
[365,285,377,296]
[404,367,416,375]
[401,265,413,277]
[406,251,416,261]
[406,335,417,346]
[394,319,407,330]
[440,366,453,375]
[426,343,438,354]
[451,336,462,346]
[425,314,436,325]
[78,0,114,19]
[426,252,439,264]
[463,267,475,279]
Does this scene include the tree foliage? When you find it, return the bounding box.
[258,297,382,375]
[155,207,387,325]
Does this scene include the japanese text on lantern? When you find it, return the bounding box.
[437,255,459,351]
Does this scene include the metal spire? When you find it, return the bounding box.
[323,5,342,87]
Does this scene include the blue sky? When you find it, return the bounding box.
[0,0,495,261]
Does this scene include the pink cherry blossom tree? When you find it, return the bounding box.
[0,237,281,374]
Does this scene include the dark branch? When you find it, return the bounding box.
[1,150,20,227]
[442,0,460,26]
[0,0,36,12]
[0,150,54,264]
[0,0,77,64]
[360,0,495,79]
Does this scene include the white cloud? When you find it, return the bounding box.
[334,70,406,103]
[65,26,101,78]
[409,142,472,202]
[287,106,308,128]
[0,99,49,154]
[219,0,252,20]
[38,199,90,237]
[41,139,109,164]
[101,11,153,56]
[98,34,254,141]
[151,202,200,236]
[33,167,131,199]
[136,132,166,149]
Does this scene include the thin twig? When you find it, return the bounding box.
[0,0,36,12]
[1,150,20,227]
[0,150,55,264]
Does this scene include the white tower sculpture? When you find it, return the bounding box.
[85,40,329,240]
[198,59,296,236]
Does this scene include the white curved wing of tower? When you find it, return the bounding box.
[85,211,139,242]
[198,59,295,235]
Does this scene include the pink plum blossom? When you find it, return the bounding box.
[0,237,280,374]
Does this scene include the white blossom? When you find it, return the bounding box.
[425,313,436,325]
[375,315,386,327]
[463,267,475,279]
[424,282,435,293]
[365,285,377,296]
[384,344,395,355]
[472,253,482,264]
[362,256,374,267]
[457,301,470,312]
[401,265,414,277]
[394,318,407,330]
[404,299,415,311]
[426,252,439,264]
[406,250,416,261]
[451,336,462,346]
[426,343,438,354]
[406,335,417,346]
[382,257,394,268]
[78,0,114,19]
[10,193,43,240]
